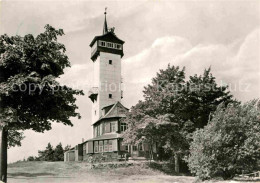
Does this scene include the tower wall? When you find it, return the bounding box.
[91,52,122,125]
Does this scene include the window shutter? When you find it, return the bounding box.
[105,123,110,133]
[88,141,94,153]
[100,123,103,135]
[112,139,118,151]
[115,121,118,132]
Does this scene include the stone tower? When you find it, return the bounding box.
[88,10,125,127]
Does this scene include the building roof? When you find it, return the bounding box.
[90,10,124,47]
[89,32,125,47]
[93,101,129,125]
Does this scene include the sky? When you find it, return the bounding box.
[0,0,259,163]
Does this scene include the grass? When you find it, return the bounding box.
[7,161,259,183]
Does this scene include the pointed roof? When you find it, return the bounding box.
[103,9,108,35]
[93,101,129,125]
[89,32,124,47]
[90,8,124,47]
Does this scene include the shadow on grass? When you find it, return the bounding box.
[8,172,55,177]
[147,162,190,176]
[233,178,260,182]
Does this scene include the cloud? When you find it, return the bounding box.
[58,63,93,93]
[123,29,260,104]
[123,36,192,84]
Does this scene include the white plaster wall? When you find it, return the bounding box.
[91,52,122,125]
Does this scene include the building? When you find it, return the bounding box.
[64,10,156,162]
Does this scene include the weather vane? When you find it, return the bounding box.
[105,7,107,15]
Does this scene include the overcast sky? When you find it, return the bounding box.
[1,0,259,163]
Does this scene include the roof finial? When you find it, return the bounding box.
[103,7,108,35]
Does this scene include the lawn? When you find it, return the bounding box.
[7,161,259,183]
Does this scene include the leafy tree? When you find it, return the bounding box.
[0,25,83,182]
[53,143,64,161]
[38,143,54,161]
[186,100,260,180]
[7,130,24,148]
[64,144,71,152]
[27,156,35,161]
[123,65,233,173]
[183,68,234,129]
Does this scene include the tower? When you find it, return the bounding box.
[64,9,155,162]
[88,9,125,127]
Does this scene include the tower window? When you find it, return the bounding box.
[107,42,113,48]
[95,110,96,115]
[109,60,112,65]
[99,41,106,47]
[109,94,112,99]
[116,44,122,50]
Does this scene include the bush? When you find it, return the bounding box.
[27,156,35,161]
[186,100,260,180]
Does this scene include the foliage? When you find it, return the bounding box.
[0,24,84,133]
[36,142,66,161]
[123,64,234,172]
[27,156,36,161]
[186,100,260,180]
[7,130,24,148]
[38,143,54,161]
[64,144,71,152]
[53,143,64,161]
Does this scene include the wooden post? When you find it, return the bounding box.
[174,153,180,173]
[0,44,7,183]
[0,126,8,183]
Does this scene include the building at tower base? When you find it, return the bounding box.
[64,11,157,162]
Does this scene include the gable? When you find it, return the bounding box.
[104,102,128,118]
[93,102,128,125]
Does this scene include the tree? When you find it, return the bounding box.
[186,100,260,180]
[64,144,71,152]
[7,130,24,148]
[183,68,234,129]
[38,143,54,161]
[27,156,35,161]
[123,65,233,173]
[0,25,83,182]
[53,143,64,161]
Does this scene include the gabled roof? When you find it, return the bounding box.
[89,32,125,47]
[93,101,129,125]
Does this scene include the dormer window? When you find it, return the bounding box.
[99,41,106,47]
[107,42,114,48]
[116,44,122,50]
[98,41,122,50]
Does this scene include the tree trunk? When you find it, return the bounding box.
[174,153,180,173]
[0,126,8,183]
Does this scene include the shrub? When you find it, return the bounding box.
[186,100,260,180]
